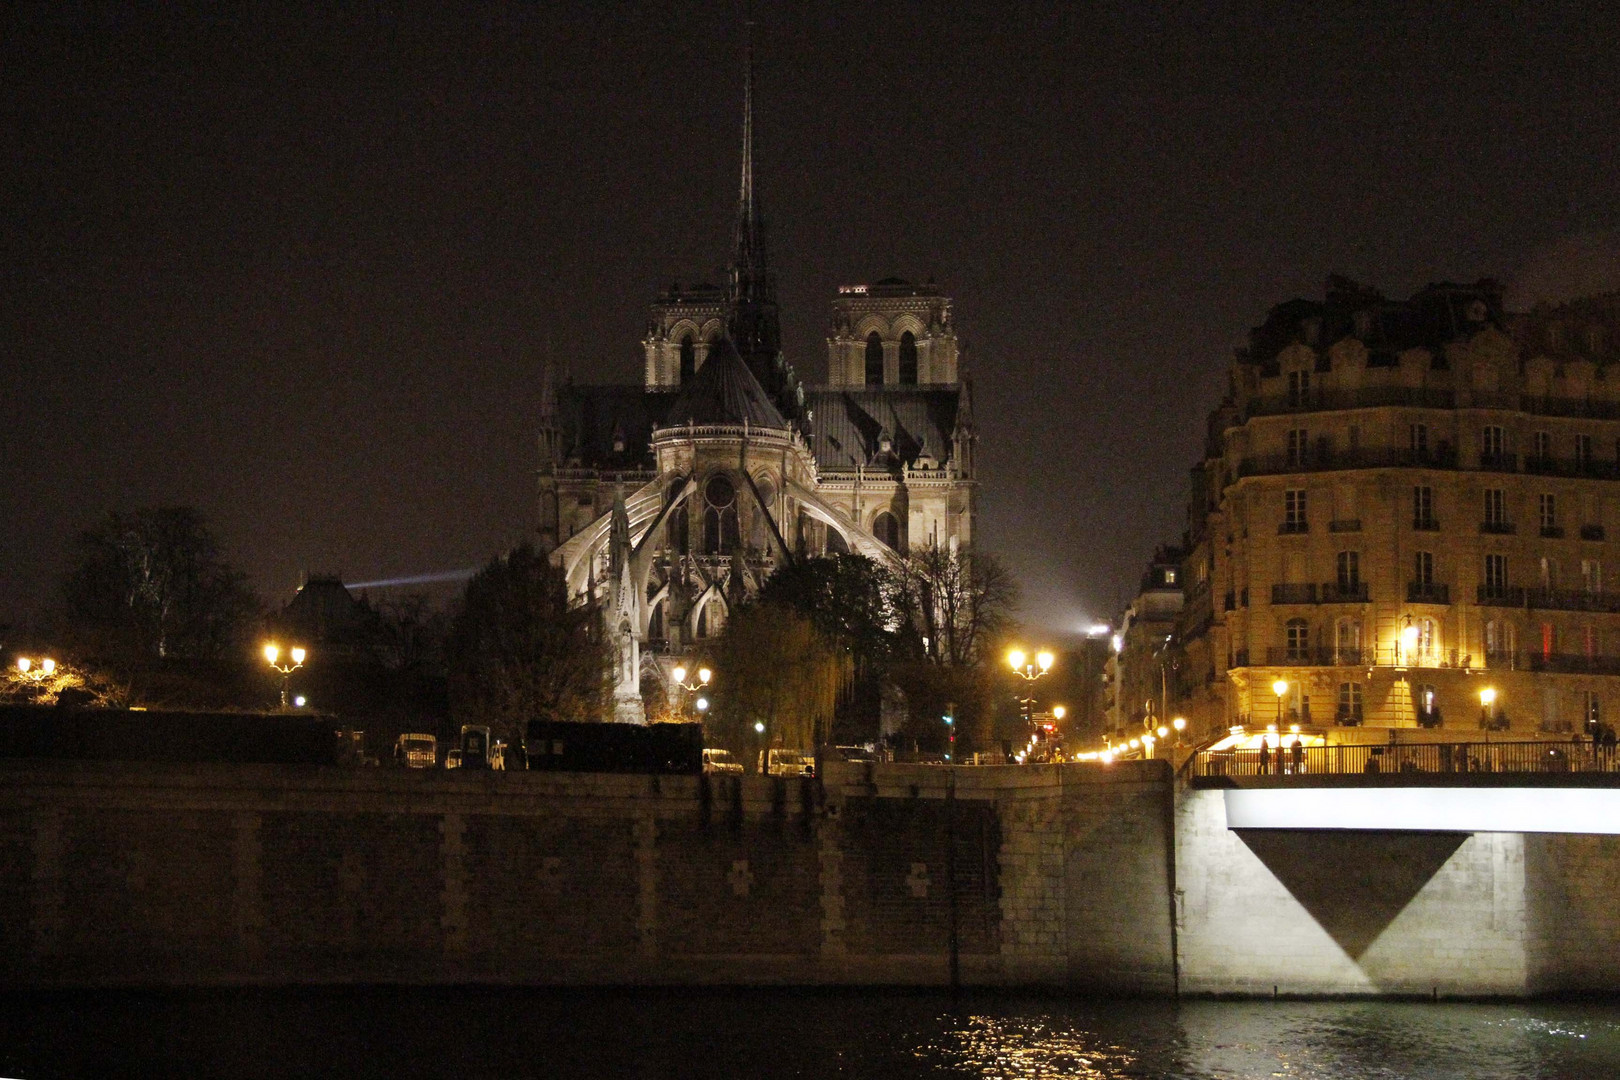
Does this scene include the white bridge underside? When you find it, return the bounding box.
[1224,786,1620,834]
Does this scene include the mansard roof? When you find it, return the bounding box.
[662,337,790,431]
[802,386,962,472]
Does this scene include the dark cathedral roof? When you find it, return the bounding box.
[557,384,674,470]
[803,387,962,472]
[662,338,790,430]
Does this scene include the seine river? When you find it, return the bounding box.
[3,988,1619,1078]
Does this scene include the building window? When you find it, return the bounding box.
[1413,485,1435,529]
[1287,428,1308,467]
[1576,434,1593,469]
[1336,550,1360,589]
[1484,488,1507,529]
[703,474,740,555]
[898,331,918,385]
[1287,370,1310,407]
[1583,559,1602,594]
[865,332,884,385]
[1164,567,1178,585]
[1285,618,1310,660]
[872,510,901,551]
[1416,618,1437,660]
[1540,493,1558,534]
[1485,619,1513,658]
[1585,625,1599,658]
[1415,550,1434,586]
[1335,617,1361,663]
[669,504,690,555]
[1482,425,1505,459]
[679,334,696,383]
[1541,622,1555,659]
[1484,553,1509,594]
[1410,423,1428,455]
[1284,489,1308,532]
[1584,690,1601,732]
[1540,556,1558,590]
[1533,430,1552,461]
[1337,681,1364,724]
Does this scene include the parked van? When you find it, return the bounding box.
[761,748,816,778]
[394,733,438,768]
[702,748,743,774]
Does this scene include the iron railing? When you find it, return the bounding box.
[1193,739,1619,779]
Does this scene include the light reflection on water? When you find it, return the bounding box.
[2,989,1619,1079]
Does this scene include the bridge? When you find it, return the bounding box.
[1190,739,1620,834]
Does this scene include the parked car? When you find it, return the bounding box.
[761,748,816,778]
[702,748,743,774]
[444,748,463,769]
[831,745,878,763]
[394,733,438,769]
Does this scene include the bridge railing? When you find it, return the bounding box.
[1193,740,1617,779]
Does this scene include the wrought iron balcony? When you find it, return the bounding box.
[1479,520,1516,534]
[1477,585,1526,606]
[1264,647,1373,666]
[1319,581,1369,603]
[1271,583,1318,604]
[1582,524,1606,541]
[1407,582,1450,603]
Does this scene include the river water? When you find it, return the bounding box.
[3,988,1619,1078]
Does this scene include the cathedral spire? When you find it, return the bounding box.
[726,21,792,418]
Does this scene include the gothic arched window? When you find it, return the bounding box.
[703,474,739,555]
[669,504,689,555]
[865,332,884,385]
[899,331,918,384]
[873,511,901,551]
[679,333,696,383]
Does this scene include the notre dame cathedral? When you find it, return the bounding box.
[536,50,979,723]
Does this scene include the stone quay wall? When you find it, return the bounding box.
[0,758,1175,990]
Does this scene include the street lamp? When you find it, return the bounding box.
[263,643,307,710]
[1008,647,1054,746]
[671,664,713,720]
[1272,679,1289,728]
[1172,716,1187,745]
[16,657,56,682]
[1480,686,1497,730]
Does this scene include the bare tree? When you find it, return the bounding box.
[707,604,851,770]
[900,544,1019,667]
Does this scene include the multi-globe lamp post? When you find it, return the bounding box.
[15,656,56,682]
[1008,647,1054,762]
[672,665,713,718]
[263,643,307,710]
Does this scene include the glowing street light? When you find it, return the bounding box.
[1272,679,1289,728]
[16,656,56,681]
[1480,686,1498,730]
[1008,647,1055,755]
[264,643,307,710]
[671,664,714,720]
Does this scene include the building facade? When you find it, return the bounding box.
[536,55,977,723]
[1104,547,1185,739]
[1174,277,1620,743]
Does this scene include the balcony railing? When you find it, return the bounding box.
[1523,455,1620,480]
[1407,582,1450,603]
[1244,386,1457,417]
[1412,517,1442,531]
[1480,520,1516,534]
[1477,585,1525,605]
[1582,524,1606,541]
[1488,651,1620,676]
[1271,583,1318,604]
[1540,525,1566,538]
[1193,740,1619,780]
[1278,521,1309,535]
[1478,453,1519,472]
[1239,446,1457,478]
[1264,647,1373,666]
[1328,518,1362,532]
[1525,588,1620,614]
[1319,581,1369,603]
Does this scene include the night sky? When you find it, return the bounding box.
[4,2,1619,638]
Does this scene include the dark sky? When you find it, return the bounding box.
[4,1,1619,639]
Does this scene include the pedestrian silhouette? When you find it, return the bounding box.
[1290,737,1304,774]
[1258,738,1271,775]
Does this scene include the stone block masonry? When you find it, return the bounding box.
[0,758,1175,989]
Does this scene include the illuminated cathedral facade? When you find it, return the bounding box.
[536,55,978,722]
